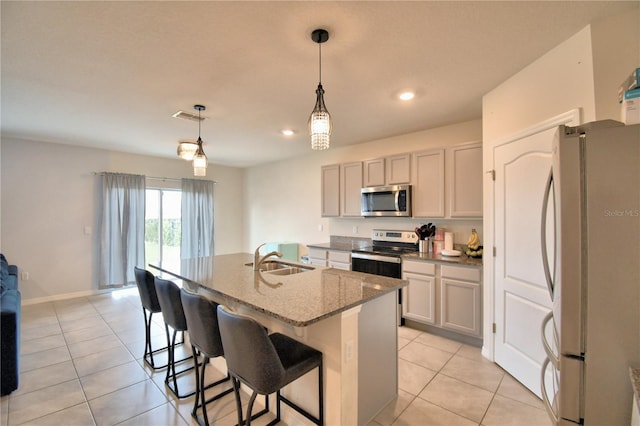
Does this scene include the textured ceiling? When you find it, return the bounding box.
[2,1,637,167]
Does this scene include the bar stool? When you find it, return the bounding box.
[133,267,170,370]
[154,276,197,398]
[217,305,324,426]
[180,289,234,426]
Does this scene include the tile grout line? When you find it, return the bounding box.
[88,290,197,426]
[86,293,178,426]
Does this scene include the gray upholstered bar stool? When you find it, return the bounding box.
[180,289,234,426]
[217,305,324,426]
[133,267,170,370]
[154,276,197,398]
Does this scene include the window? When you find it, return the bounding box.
[145,189,181,271]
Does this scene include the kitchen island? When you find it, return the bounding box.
[151,253,407,426]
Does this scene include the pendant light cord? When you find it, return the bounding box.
[318,41,322,85]
[198,109,201,140]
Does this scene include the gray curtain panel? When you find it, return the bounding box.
[181,179,215,260]
[100,173,145,288]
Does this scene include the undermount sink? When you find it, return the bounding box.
[266,266,311,276]
[245,260,314,275]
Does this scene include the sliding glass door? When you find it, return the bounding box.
[145,189,181,271]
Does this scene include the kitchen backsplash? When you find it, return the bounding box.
[328,218,483,249]
[329,235,371,249]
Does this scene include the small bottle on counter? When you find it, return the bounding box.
[434,240,444,255]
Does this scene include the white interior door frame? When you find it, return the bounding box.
[481,109,580,362]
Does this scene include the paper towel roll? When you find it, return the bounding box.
[444,232,453,251]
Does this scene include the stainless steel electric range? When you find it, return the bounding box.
[351,229,419,277]
[351,230,418,325]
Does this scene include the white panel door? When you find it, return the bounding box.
[493,127,556,397]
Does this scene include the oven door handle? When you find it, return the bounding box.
[351,252,402,264]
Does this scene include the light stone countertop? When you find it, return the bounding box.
[631,367,640,409]
[307,241,369,252]
[402,251,483,267]
[307,241,483,267]
[151,253,407,327]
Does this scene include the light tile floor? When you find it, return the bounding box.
[1,288,552,425]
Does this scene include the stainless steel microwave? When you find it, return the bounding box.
[361,185,412,217]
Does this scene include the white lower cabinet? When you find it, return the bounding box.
[308,247,351,270]
[402,260,482,338]
[402,260,436,324]
[328,250,351,270]
[308,247,328,267]
[441,265,481,336]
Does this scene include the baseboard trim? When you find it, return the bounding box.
[21,287,121,305]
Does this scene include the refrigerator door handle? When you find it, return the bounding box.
[541,168,555,300]
[541,357,560,425]
[541,311,559,367]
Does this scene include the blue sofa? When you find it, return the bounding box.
[1,253,20,395]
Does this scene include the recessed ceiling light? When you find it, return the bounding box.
[398,91,415,101]
[281,129,296,136]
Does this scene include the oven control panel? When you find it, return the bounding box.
[372,229,418,244]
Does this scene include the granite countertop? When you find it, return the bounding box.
[402,251,483,267]
[631,367,640,408]
[151,253,407,327]
[307,241,483,267]
[307,241,370,252]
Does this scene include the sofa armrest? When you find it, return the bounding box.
[8,265,18,277]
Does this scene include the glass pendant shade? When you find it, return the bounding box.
[192,137,207,176]
[177,141,198,160]
[309,83,331,150]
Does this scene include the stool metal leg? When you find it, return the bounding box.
[164,325,197,399]
[142,308,170,370]
[319,359,324,426]
[190,349,233,426]
[231,376,244,426]
[229,374,270,426]
[272,361,324,425]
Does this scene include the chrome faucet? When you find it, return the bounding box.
[253,243,283,271]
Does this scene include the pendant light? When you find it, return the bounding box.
[176,141,198,160]
[309,29,331,150]
[192,105,208,177]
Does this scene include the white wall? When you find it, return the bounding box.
[482,26,596,143]
[483,7,640,143]
[591,10,640,121]
[1,137,244,302]
[244,119,483,254]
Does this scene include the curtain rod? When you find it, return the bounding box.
[92,172,217,184]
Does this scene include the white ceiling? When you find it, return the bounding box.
[2,1,637,167]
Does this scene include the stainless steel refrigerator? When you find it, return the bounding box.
[540,120,640,425]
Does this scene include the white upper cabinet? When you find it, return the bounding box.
[412,149,446,217]
[341,162,363,217]
[448,143,483,217]
[363,158,385,187]
[321,142,482,218]
[321,164,340,217]
[363,154,411,187]
[386,153,411,184]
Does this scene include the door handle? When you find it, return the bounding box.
[541,311,559,367]
[541,168,555,301]
[541,357,559,425]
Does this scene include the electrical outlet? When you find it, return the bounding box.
[21,271,29,281]
[318,224,323,232]
[352,225,358,234]
[345,340,354,362]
